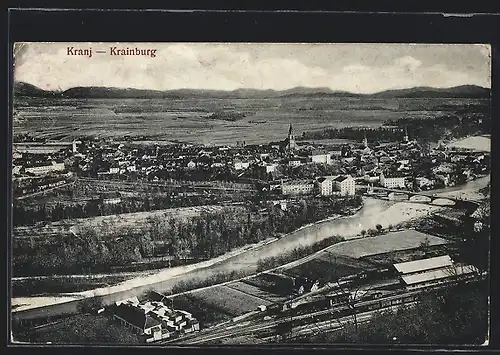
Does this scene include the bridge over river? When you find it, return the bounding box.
[357,184,481,211]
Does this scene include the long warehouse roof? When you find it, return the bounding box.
[394,255,453,274]
[401,265,479,286]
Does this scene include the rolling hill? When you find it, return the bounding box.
[13,82,491,99]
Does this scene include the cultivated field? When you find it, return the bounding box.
[13,97,481,146]
[189,285,272,316]
[225,281,287,303]
[325,230,448,259]
[282,253,378,282]
[243,273,296,297]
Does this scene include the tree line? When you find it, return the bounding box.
[299,111,490,144]
[12,192,248,227]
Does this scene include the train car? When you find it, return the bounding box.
[354,293,420,314]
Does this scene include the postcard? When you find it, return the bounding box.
[10,42,491,346]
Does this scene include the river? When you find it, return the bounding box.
[12,175,490,316]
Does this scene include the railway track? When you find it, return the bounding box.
[76,177,257,192]
[172,290,421,344]
[172,278,485,345]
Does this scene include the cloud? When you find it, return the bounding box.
[394,56,422,72]
[14,43,491,93]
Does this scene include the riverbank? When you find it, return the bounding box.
[434,174,490,201]
[12,197,443,313]
[11,236,278,312]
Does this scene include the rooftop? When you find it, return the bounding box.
[333,175,353,182]
[282,179,314,186]
[401,264,478,286]
[394,255,453,275]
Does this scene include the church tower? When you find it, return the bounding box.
[286,123,297,151]
[403,127,409,143]
[363,133,369,148]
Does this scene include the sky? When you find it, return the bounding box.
[13,43,491,94]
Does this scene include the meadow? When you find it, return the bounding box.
[13,96,482,146]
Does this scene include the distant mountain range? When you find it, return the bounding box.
[13,82,491,99]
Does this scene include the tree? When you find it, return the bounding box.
[367,228,377,237]
[329,279,377,335]
[360,229,367,237]
[375,224,383,233]
[77,297,103,313]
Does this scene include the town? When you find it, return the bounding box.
[12,124,490,202]
[12,123,490,345]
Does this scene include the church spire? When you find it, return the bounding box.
[403,127,409,143]
[286,123,296,151]
[363,133,368,148]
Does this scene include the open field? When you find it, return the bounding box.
[283,259,359,282]
[242,273,296,297]
[225,281,287,303]
[283,252,378,282]
[13,97,484,146]
[189,285,272,316]
[13,204,240,239]
[325,230,448,259]
[446,135,491,152]
[361,243,455,266]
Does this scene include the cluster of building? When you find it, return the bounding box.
[112,296,200,343]
[280,174,356,197]
[272,125,489,196]
[12,125,490,200]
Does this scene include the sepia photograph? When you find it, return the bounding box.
[10,42,491,346]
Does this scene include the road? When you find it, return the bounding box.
[15,180,76,200]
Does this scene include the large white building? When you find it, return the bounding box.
[315,175,356,196]
[316,177,333,196]
[379,172,406,189]
[310,152,332,165]
[332,175,356,196]
[234,159,250,170]
[281,180,315,196]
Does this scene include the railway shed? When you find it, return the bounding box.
[393,255,453,275]
[393,255,479,290]
[400,265,479,290]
